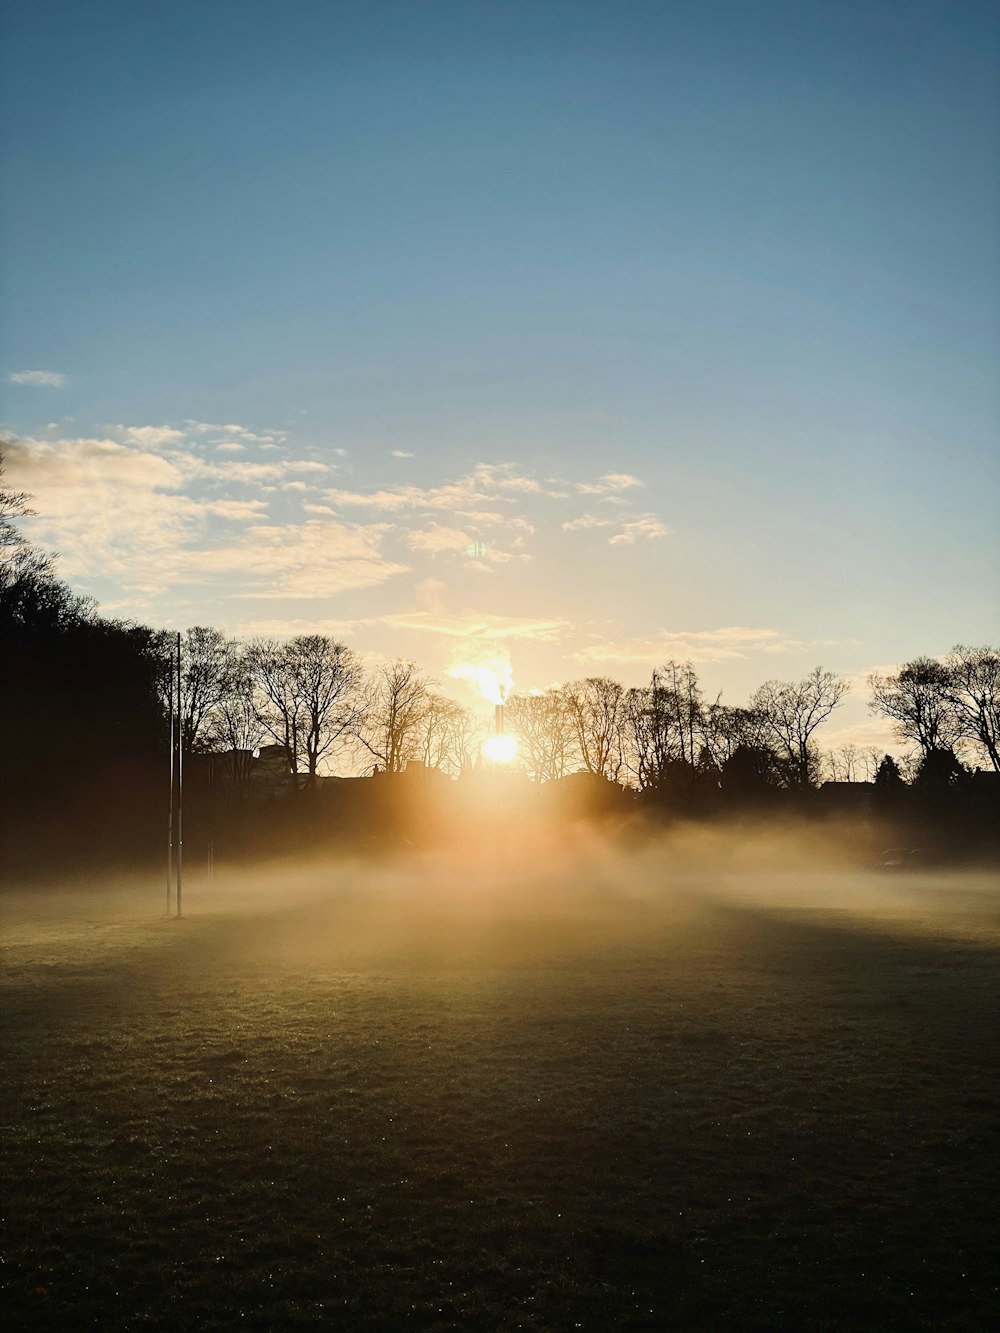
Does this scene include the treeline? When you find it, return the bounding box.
[2,454,998,875]
[1,460,166,870]
[161,632,476,786]
[103,627,1000,798]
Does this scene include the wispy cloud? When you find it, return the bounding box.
[182,420,289,448]
[608,514,668,545]
[202,499,268,521]
[122,425,185,447]
[7,369,68,388]
[562,510,666,543]
[6,435,204,586]
[575,472,643,496]
[323,462,662,563]
[180,456,328,486]
[324,463,528,518]
[381,611,567,641]
[404,524,473,555]
[575,626,822,666]
[183,521,407,599]
[402,523,526,567]
[562,513,613,532]
[234,617,370,639]
[324,462,588,518]
[389,449,414,458]
[4,433,402,600]
[5,433,673,660]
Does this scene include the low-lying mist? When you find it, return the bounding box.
[4,817,998,1331]
[4,819,998,973]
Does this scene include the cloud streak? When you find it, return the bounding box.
[322,460,665,560]
[380,611,567,641]
[6,369,68,387]
[574,626,826,665]
[4,428,684,681]
[575,472,643,496]
[4,433,404,601]
[608,513,668,545]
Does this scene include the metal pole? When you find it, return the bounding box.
[176,631,184,918]
[166,656,174,915]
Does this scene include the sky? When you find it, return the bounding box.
[2,0,998,749]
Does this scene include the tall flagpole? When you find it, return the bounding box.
[167,652,174,914]
[176,630,184,918]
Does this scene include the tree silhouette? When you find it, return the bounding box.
[943,645,1000,772]
[721,744,783,804]
[202,647,266,799]
[357,659,433,774]
[868,658,962,761]
[1,458,165,870]
[914,747,966,794]
[0,451,36,548]
[631,661,716,796]
[874,753,904,790]
[412,693,476,775]
[506,689,577,782]
[562,677,627,782]
[752,668,849,788]
[169,627,240,755]
[247,635,363,788]
[3,439,996,869]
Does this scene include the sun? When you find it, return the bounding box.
[483,733,518,765]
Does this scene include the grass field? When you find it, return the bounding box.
[2,845,999,1330]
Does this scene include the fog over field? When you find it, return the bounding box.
[3,839,998,1330]
[5,826,999,957]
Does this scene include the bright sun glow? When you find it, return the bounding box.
[483,733,518,765]
[448,654,514,706]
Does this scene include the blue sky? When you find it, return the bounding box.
[2,0,998,746]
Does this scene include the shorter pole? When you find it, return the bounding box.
[176,630,183,918]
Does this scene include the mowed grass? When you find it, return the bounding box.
[2,854,999,1331]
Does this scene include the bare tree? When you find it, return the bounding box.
[943,644,1000,772]
[414,693,476,775]
[506,689,578,782]
[288,636,365,786]
[247,635,363,788]
[861,746,882,782]
[174,626,237,754]
[700,701,771,770]
[620,662,706,791]
[824,742,868,783]
[202,646,266,798]
[823,746,848,782]
[868,658,962,761]
[0,451,90,631]
[823,743,880,783]
[621,685,659,790]
[621,684,671,790]
[655,660,703,769]
[358,659,433,774]
[246,637,302,777]
[752,667,849,787]
[0,450,35,549]
[562,676,627,781]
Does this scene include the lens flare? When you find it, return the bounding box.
[483,733,518,765]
